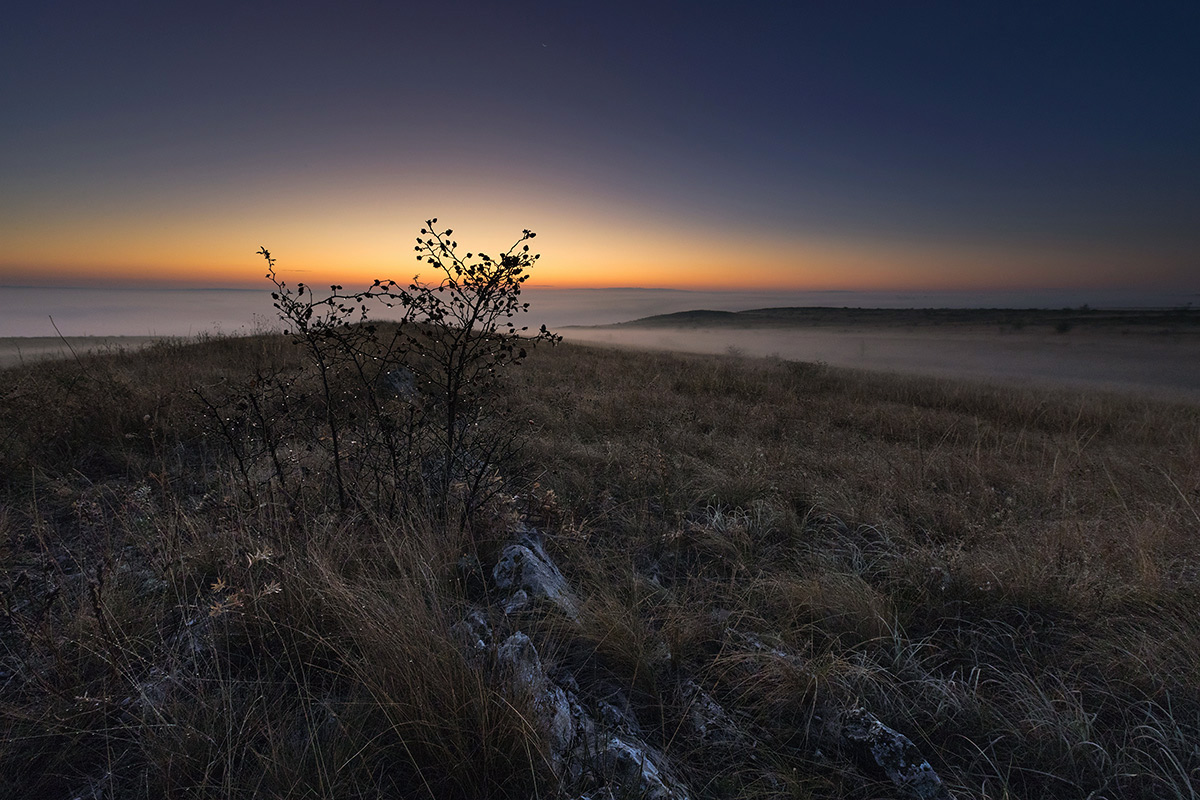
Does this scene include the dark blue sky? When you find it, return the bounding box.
[2,1,1198,290]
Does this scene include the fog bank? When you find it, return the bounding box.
[565,326,1200,401]
[2,285,1197,338]
[3,283,1197,400]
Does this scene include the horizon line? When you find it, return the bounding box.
[3,283,1197,296]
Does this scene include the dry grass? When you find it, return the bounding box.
[2,332,1199,798]
[507,342,1200,798]
[0,335,546,799]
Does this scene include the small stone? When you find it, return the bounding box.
[839,707,953,800]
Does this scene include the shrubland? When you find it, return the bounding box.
[1,304,1198,797]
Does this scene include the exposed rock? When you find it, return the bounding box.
[595,693,640,734]
[492,526,578,621]
[492,631,690,799]
[497,632,592,782]
[731,629,793,662]
[570,790,618,800]
[838,707,953,800]
[476,524,955,800]
[601,734,689,800]
[679,680,744,747]
[503,588,530,615]
[721,628,954,798]
[497,631,546,692]
[65,772,112,800]
[496,633,544,690]
[449,607,492,663]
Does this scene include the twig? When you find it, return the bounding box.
[49,315,90,375]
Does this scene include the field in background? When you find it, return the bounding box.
[0,336,163,368]
[7,305,1200,396]
[567,306,1200,400]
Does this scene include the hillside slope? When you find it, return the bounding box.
[2,333,1198,798]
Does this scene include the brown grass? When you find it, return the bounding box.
[2,332,1199,798]
[507,342,1200,798]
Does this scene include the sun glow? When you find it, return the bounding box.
[0,174,1188,293]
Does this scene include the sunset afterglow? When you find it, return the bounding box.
[2,3,1197,296]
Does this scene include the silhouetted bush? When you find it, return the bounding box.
[196,220,559,520]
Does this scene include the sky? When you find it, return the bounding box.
[2,1,1198,294]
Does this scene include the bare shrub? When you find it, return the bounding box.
[197,220,559,521]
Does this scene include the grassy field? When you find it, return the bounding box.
[0,336,163,369]
[1,329,1198,798]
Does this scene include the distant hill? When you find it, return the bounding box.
[592,306,1200,332]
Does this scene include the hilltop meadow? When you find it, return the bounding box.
[1,324,1198,799]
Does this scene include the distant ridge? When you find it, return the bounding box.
[617,309,743,325]
[586,306,1200,331]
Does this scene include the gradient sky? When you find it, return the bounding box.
[2,1,1198,292]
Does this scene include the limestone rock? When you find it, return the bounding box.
[839,707,953,800]
[492,527,578,621]
[472,528,695,800]
[679,680,744,746]
[601,734,689,800]
[497,632,591,780]
[503,588,530,615]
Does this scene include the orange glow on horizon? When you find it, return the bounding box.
[0,202,1188,293]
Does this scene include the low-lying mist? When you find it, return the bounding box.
[4,284,1197,400]
[565,325,1200,400]
[3,285,1197,337]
